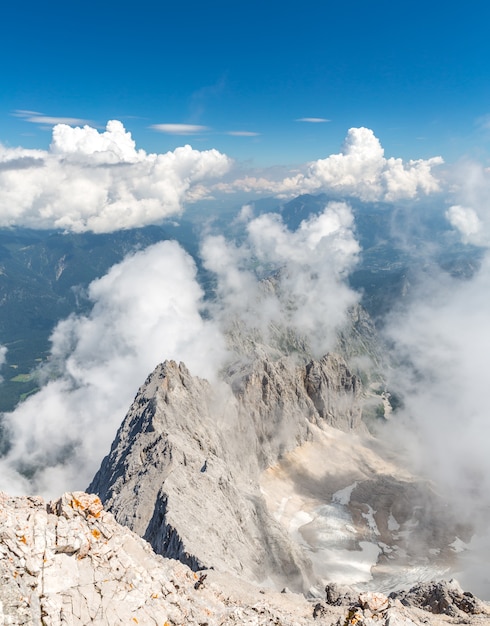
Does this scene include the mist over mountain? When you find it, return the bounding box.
[1,123,490,605]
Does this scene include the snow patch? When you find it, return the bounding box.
[332,482,357,505]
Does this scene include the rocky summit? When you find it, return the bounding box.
[1,490,489,625]
[88,353,363,592]
[89,350,472,595]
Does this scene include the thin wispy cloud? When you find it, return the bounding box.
[150,123,210,135]
[13,110,92,126]
[12,110,43,117]
[296,117,330,123]
[476,114,490,131]
[226,131,260,137]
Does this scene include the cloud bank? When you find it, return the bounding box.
[215,127,443,201]
[0,124,443,234]
[0,120,230,232]
[380,161,490,595]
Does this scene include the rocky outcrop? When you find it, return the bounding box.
[1,490,488,625]
[227,352,362,468]
[89,354,362,591]
[389,580,489,618]
[0,489,341,625]
[318,583,490,626]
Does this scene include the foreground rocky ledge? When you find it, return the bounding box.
[0,491,489,626]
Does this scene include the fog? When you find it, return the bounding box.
[201,200,360,357]
[378,161,490,596]
[0,199,364,495]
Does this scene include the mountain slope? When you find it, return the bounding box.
[2,490,487,625]
[89,354,362,592]
[89,344,473,595]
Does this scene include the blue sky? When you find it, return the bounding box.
[1,0,490,167]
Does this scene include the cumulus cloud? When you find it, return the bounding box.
[214,127,443,201]
[201,201,360,356]
[307,127,443,200]
[446,205,482,243]
[0,120,230,232]
[0,241,227,496]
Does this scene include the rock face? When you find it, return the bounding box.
[89,354,362,591]
[1,490,314,625]
[0,489,343,625]
[1,490,488,626]
[87,352,475,593]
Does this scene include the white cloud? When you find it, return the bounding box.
[215,127,443,201]
[446,205,482,243]
[0,241,227,497]
[0,201,360,497]
[381,158,490,594]
[27,116,93,126]
[295,117,330,123]
[150,124,210,135]
[201,201,360,356]
[50,119,142,162]
[226,131,260,137]
[0,345,7,382]
[444,160,490,246]
[13,110,92,126]
[12,110,43,117]
[0,120,230,232]
[305,127,443,201]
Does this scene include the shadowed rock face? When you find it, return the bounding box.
[89,354,362,591]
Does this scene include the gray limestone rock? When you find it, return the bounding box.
[0,490,336,625]
[89,353,362,591]
[333,588,489,626]
[325,583,359,607]
[1,491,488,625]
[389,579,489,618]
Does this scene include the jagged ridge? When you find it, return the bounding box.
[89,353,362,591]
